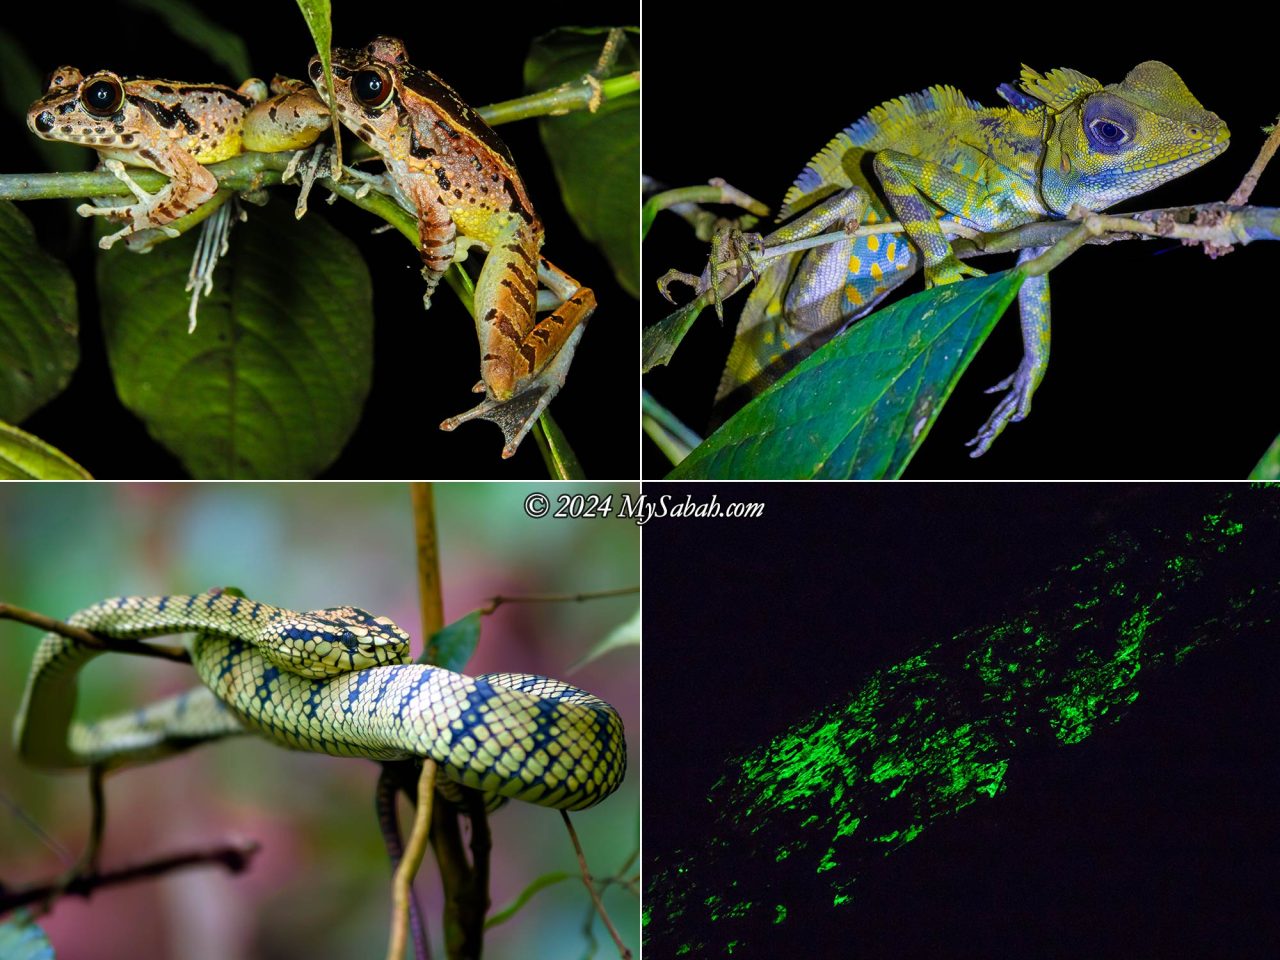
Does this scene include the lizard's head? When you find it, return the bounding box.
[1030,62,1229,215]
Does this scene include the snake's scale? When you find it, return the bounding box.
[14,591,626,811]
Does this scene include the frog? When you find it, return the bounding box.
[309,36,595,458]
[27,67,331,251]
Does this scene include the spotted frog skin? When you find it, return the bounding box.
[28,68,329,250]
[311,37,595,458]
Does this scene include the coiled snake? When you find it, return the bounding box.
[14,590,626,811]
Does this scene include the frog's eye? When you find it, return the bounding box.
[352,68,394,111]
[1087,117,1130,147]
[81,76,124,117]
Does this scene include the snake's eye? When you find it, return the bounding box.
[81,76,123,117]
[1087,117,1129,147]
[352,68,393,110]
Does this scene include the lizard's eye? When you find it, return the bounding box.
[352,68,394,111]
[1088,118,1129,147]
[81,75,123,117]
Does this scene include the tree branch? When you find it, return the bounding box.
[387,760,437,960]
[0,603,190,663]
[480,586,639,615]
[0,839,259,913]
[560,810,631,960]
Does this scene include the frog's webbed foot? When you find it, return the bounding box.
[440,322,586,458]
[78,159,181,250]
[281,143,334,219]
[965,362,1037,457]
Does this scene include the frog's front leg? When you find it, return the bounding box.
[78,146,218,250]
[400,179,456,309]
[967,246,1051,456]
[440,219,593,458]
[872,150,988,287]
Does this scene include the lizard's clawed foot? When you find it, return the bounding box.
[656,269,703,304]
[966,363,1037,457]
[924,255,986,288]
[706,225,763,319]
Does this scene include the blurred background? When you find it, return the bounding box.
[0,482,639,959]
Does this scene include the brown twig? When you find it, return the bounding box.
[0,604,190,663]
[387,760,437,960]
[411,484,445,646]
[1228,115,1280,206]
[560,811,631,960]
[0,839,260,913]
[480,586,639,616]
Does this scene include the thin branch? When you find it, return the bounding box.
[411,484,445,652]
[0,839,260,913]
[387,760,437,960]
[481,72,638,126]
[560,811,631,960]
[0,604,190,663]
[1228,115,1280,206]
[480,586,639,616]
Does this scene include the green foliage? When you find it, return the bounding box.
[526,28,640,297]
[1250,433,1280,480]
[419,610,482,673]
[668,271,1025,479]
[642,296,705,372]
[534,413,585,479]
[0,420,89,478]
[0,202,78,422]
[573,606,639,671]
[0,914,55,960]
[97,200,373,478]
[120,0,252,82]
[291,0,344,175]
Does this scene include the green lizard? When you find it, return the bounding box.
[708,62,1228,455]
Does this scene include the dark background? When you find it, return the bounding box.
[6,1,637,478]
[644,483,1280,956]
[643,19,1278,479]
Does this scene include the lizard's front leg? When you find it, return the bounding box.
[440,219,593,457]
[78,148,218,250]
[872,150,988,287]
[967,245,1051,456]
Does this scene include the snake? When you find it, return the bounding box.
[13,590,626,811]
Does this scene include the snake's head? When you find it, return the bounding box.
[267,607,410,678]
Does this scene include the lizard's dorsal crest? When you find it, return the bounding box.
[1017,65,1103,113]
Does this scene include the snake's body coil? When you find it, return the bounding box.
[15,592,626,811]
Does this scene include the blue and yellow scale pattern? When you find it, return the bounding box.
[716,63,1228,452]
[14,591,626,812]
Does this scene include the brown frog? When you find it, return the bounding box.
[310,37,595,458]
[28,67,329,250]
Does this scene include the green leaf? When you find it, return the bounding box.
[0,913,55,960]
[0,201,78,422]
[120,0,252,83]
[485,871,574,929]
[0,420,90,478]
[642,296,707,372]
[642,390,701,466]
[1249,434,1280,480]
[534,411,585,479]
[669,270,1026,479]
[98,199,373,478]
[0,31,91,174]
[293,0,343,175]
[571,606,639,671]
[419,610,482,673]
[526,28,639,297]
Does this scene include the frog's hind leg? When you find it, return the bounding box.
[440,221,593,458]
[78,151,218,250]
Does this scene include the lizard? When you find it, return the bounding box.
[700,62,1228,455]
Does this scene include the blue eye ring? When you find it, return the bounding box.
[1089,118,1129,146]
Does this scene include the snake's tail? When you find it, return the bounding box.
[376,764,431,960]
